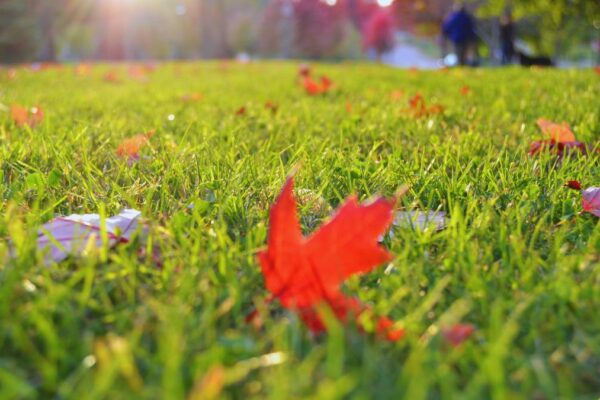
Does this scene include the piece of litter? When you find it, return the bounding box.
[36,209,142,264]
[394,210,447,232]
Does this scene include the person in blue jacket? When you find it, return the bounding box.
[443,3,477,66]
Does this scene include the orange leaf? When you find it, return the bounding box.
[302,75,333,96]
[303,77,324,96]
[320,75,333,92]
[390,90,404,101]
[407,93,443,118]
[536,119,576,143]
[265,101,278,114]
[11,104,44,128]
[181,93,203,102]
[103,70,120,83]
[75,63,91,76]
[116,131,154,160]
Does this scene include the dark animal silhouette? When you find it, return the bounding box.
[517,51,554,67]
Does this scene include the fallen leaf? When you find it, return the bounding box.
[528,119,593,157]
[567,181,600,217]
[407,93,444,118]
[117,131,154,161]
[528,140,588,157]
[442,324,475,347]
[265,101,278,114]
[345,102,353,113]
[255,176,404,341]
[181,93,203,102]
[320,75,333,92]
[302,77,323,96]
[11,104,44,128]
[103,69,120,83]
[537,119,576,143]
[75,63,91,76]
[36,209,141,264]
[390,90,404,101]
[566,180,582,190]
[302,75,333,96]
[582,187,600,217]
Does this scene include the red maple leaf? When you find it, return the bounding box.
[256,176,404,341]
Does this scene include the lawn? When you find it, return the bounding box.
[0,62,599,399]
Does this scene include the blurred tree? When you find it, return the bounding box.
[479,0,600,57]
[198,0,231,58]
[227,6,260,55]
[293,0,347,59]
[0,0,38,63]
[363,8,395,59]
[96,0,126,59]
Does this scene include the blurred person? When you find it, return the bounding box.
[442,3,477,66]
[499,7,515,65]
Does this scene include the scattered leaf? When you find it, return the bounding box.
[255,176,404,341]
[529,119,591,157]
[390,90,404,101]
[302,75,334,96]
[537,119,575,143]
[567,181,600,217]
[265,101,278,114]
[75,63,91,76]
[11,104,44,128]
[117,131,154,161]
[103,69,120,83]
[582,187,600,217]
[442,324,475,347]
[406,93,444,118]
[181,93,203,102]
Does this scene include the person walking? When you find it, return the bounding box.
[499,7,515,65]
[442,3,477,66]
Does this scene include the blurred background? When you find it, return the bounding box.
[0,0,598,67]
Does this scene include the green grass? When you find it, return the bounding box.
[0,62,599,399]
